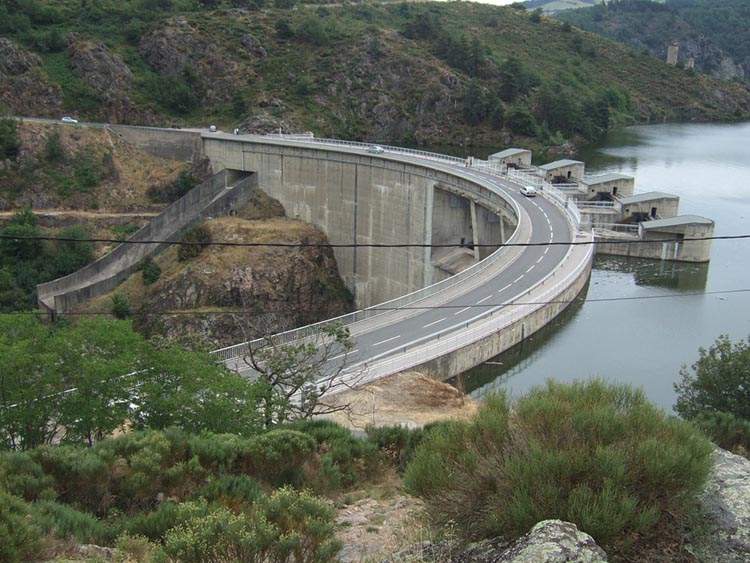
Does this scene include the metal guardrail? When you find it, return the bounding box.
[211,137,585,365]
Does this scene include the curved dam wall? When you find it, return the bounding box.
[203,135,517,308]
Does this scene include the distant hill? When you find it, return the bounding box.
[555,0,750,82]
[0,0,749,154]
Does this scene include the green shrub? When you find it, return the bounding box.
[193,474,263,505]
[240,429,316,487]
[0,490,42,563]
[111,293,131,319]
[0,118,20,159]
[0,451,56,501]
[366,424,425,471]
[403,380,713,552]
[117,501,182,541]
[285,419,381,490]
[187,432,248,472]
[692,411,750,456]
[162,489,340,563]
[29,445,112,515]
[31,500,113,544]
[44,131,65,162]
[139,256,162,285]
[177,224,211,262]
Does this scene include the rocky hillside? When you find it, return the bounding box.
[1,1,749,152]
[556,0,750,82]
[0,120,353,338]
[74,197,354,349]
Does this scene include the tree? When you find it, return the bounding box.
[674,335,750,421]
[240,322,359,427]
[0,118,20,159]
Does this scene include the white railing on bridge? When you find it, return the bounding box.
[578,200,617,209]
[593,223,639,234]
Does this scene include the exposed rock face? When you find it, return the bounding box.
[134,214,353,348]
[380,520,607,563]
[322,32,466,145]
[67,36,148,124]
[138,16,258,106]
[690,448,750,562]
[0,38,63,116]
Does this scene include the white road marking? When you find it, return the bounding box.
[526,265,535,273]
[498,283,512,293]
[423,317,447,328]
[537,256,544,263]
[477,295,492,304]
[514,275,524,283]
[330,349,358,361]
[454,306,471,316]
[373,335,400,347]
[544,247,550,255]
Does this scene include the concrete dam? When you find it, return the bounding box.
[38,125,594,381]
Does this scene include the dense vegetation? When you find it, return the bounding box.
[556,0,750,80]
[675,335,750,456]
[0,0,748,150]
[0,208,94,311]
[2,372,717,562]
[404,380,713,556]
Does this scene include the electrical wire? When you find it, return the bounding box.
[1,233,749,248]
[9,288,748,318]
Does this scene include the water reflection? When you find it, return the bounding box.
[594,256,709,291]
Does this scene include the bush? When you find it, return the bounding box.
[139,256,162,285]
[0,118,20,159]
[0,490,42,563]
[162,489,340,563]
[111,293,131,319]
[366,424,425,471]
[0,451,56,501]
[31,500,113,544]
[177,224,211,262]
[284,419,381,490]
[675,335,750,421]
[403,380,713,552]
[692,411,750,456]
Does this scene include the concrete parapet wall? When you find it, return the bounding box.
[203,136,516,308]
[415,247,593,380]
[107,125,203,162]
[37,170,257,314]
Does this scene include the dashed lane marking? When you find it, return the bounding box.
[373,335,400,347]
[423,317,447,329]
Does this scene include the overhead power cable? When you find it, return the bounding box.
[12,288,750,318]
[1,233,749,248]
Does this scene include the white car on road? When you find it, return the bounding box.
[60,116,78,123]
[520,186,537,197]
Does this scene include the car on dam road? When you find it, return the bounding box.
[520,185,537,197]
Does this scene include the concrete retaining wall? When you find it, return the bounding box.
[107,125,203,162]
[37,169,257,314]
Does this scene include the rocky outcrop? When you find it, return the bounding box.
[133,214,353,348]
[380,521,607,563]
[138,16,259,106]
[0,38,63,116]
[67,36,149,124]
[688,448,750,563]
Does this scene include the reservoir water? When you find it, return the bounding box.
[460,121,750,412]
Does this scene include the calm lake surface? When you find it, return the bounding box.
[459,121,750,411]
